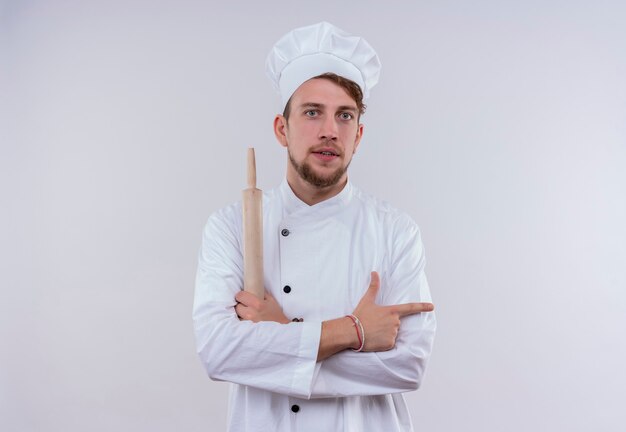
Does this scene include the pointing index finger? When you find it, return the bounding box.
[393,302,435,317]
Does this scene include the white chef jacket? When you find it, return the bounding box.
[193,178,436,432]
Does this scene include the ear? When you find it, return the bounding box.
[273,115,288,148]
[353,123,364,154]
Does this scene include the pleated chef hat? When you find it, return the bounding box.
[265,22,381,111]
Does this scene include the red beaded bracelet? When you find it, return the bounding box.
[346,314,365,352]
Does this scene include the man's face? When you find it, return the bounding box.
[274,78,364,189]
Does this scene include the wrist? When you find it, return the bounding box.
[317,316,364,362]
[339,316,361,350]
[346,314,365,352]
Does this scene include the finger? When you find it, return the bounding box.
[235,290,258,307]
[393,302,435,317]
[234,303,246,319]
[364,271,380,300]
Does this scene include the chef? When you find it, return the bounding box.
[193,22,436,432]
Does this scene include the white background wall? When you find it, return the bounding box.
[1,0,625,431]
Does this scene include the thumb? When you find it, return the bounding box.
[364,271,381,301]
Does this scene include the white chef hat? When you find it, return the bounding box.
[265,21,381,111]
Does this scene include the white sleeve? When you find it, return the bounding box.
[308,214,436,398]
[193,207,322,399]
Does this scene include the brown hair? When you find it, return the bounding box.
[282,72,367,121]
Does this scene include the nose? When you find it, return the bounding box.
[318,114,338,141]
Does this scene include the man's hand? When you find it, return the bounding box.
[317,271,435,361]
[235,290,291,324]
[353,271,434,352]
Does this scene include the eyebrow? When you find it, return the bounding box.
[299,102,358,114]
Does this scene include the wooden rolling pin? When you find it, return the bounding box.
[242,148,264,299]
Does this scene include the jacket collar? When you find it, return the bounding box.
[279,177,353,218]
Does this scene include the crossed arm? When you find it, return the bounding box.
[194,209,436,398]
[234,271,434,362]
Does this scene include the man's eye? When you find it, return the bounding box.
[305,110,318,117]
[340,112,353,120]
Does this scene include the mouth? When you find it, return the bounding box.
[311,149,340,162]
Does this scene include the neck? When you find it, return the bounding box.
[286,169,348,206]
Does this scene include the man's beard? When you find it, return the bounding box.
[288,148,350,188]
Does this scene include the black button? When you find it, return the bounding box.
[291,404,300,413]
[281,228,290,237]
[299,318,304,322]
[292,317,299,322]
[283,285,291,293]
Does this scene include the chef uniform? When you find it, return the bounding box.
[193,22,436,432]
